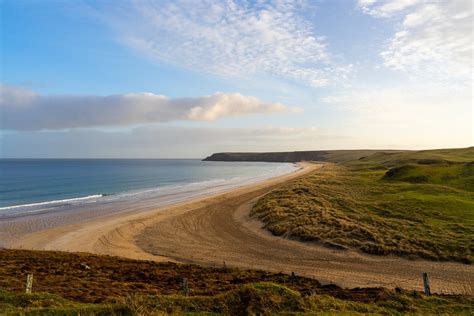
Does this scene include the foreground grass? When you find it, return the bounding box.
[0,290,127,315]
[0,249,321,303]
[251,147,474,263]
[1,249,472,314]
[2,283,473,315]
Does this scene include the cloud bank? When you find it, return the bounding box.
[0,85,296,130]
[0,126,349,158]
[100,0,351,87]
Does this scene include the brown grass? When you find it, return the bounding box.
[0,248,381,304]
[1,249,473,315]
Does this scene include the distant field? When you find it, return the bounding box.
[1,249,472,315]
[252,147,474,263]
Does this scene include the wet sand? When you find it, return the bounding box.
[2,162,472,294]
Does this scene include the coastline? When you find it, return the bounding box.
[1,162,314,253]
[0,160,298,218]
[2,161,472,293]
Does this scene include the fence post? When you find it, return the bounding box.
[289,272,297,284]
[422,272,431,296]
[182,277,189,296]
[25,274,33,294]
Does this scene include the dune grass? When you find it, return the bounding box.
[251,147,474,263]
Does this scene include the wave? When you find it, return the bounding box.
[0,162,299,217]
[0,194,104,211]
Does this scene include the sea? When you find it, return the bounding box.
[0,159,297,219]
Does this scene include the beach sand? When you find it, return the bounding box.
[2,162,472,294]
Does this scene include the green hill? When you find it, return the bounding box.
[203,149,407,163]
[251,147,474,263]
[382,162,474,191]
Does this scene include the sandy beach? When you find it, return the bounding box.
[2,162,472,294]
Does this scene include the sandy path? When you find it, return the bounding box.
[7,162,473,294]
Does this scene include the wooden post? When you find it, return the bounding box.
[289,272,296,283]
[422,272,431,296]
[25,274,33,294]
[182,277,189,296]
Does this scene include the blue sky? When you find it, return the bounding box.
[1,0,472,158]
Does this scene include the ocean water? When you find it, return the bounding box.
[0,159,297,218]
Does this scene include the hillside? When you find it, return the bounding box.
[251,147,474,263]
[203,149,407,163]
[1,249,472,315]
[354,147,474,191]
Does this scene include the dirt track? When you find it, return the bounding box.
[7,163,473,294]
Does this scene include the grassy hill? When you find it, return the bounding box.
[203,147,473,164]
[1,249,472,315]
[354,147,474,166]
[203,149,407,163]
[251,147,474,263]
[382,162,473,191]
[352,147,474,191]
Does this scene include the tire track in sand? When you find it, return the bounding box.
[137,165,473,294]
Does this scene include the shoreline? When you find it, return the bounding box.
[0,161,298,219]
[0,162,313,253]
[0,162,300,245]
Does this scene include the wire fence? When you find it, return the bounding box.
[2,271,470,298]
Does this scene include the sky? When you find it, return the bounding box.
[0,0,472,158]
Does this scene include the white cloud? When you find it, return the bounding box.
[358,0,421,17]
[100,0,351,87]
[184,93,294,121]
[358,0,377,7]
[358,0,473,82]
[0,85,297,130]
